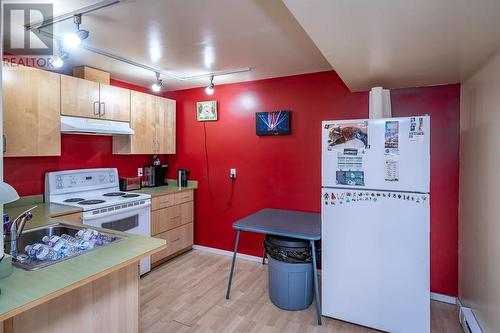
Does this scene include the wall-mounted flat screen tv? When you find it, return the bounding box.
[255,110,291,136]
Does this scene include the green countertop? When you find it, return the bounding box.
[134,180,198,197]
[1,205,166,320]
[5,200,83,231]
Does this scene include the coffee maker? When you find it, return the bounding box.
[144,165,168,187]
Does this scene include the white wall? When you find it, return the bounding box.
[460,47,500,333]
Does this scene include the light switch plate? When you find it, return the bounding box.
[138,168,143,177]
[230,168,236,179]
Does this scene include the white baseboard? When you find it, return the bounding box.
[192,245,264,263]
[459,306,483,333]
[193,244,322,274]
[430,292,457,305]
[193,245,454,304]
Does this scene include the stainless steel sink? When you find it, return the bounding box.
[11,223,124,271]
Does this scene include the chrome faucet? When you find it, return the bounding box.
[4,206,37,257]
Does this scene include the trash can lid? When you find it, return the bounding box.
[265,235,310,248]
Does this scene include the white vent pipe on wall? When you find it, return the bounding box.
[369,87,392,119]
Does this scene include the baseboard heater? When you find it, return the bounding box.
[459,307,483,333]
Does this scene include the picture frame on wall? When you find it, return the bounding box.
[196,101,218,121]
[255,110,291,136]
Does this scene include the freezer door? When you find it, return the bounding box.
[321,188,430,333]
[322,116,430,193]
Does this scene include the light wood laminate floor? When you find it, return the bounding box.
[140,250,462,333]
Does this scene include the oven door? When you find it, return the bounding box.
[83,202,151,275]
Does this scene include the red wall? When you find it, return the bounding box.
[3,70,460,296]
[165,72,460,297]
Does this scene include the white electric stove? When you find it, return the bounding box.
[45,168,151,275]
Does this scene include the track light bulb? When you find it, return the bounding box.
[205,76,215,95]
[151,73,163,92]
[205,84,214,95]
[63,32,81,49]
[50,55,64,68]
[50,50,69,69]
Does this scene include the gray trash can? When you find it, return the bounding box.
[264,235,313,310]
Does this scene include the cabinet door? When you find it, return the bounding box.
[99,84,131,122]
[156,97,176,154]
[61,75,100,119]
[3,66,61,156]
[130,91,156,154]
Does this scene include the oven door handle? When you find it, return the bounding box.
[84,202,151,221]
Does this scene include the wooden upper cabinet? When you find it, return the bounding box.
[113,91,155,154]
[113,92,176,155]
[61,76,130,122]
[99,84,131,122]
[3,66,61,157]
[156,98,176,154]
[61,75,100,119]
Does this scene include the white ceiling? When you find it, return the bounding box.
[9,0,331,91]
[283,0,500,91]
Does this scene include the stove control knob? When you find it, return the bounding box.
[99,175,105,182]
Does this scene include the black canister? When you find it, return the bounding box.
[177,169,190,187]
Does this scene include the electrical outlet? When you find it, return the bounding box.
[230,168,237,179]
[138,168,143,177]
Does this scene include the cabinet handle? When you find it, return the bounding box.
[100,102,106,117]
[3,135,6,153]
[172,237,181,242]
[93,101,100,116]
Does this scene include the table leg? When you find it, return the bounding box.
[226,230,241,299]
[311,240,322,325]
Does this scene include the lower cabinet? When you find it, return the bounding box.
[150,190,194,266]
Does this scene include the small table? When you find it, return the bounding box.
[225,208,322,325]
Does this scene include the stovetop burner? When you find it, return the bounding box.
[122,194,140,198]
[78,199,106,205]
[64,198,85,203]
[103,192,126,197]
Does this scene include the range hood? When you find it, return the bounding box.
[60,116,134,135]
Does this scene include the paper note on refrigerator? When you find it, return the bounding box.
[325,122,368,150]
[385,156,399,181]
[384,120,399,148]
[409,117,425,142]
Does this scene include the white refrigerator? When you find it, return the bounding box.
[321,116,430,333]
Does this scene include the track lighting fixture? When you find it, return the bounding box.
[151,72,163,92]
[205,75,215,95]
[50,43,69,68]
[63,14,90,49]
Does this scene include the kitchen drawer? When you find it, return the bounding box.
[151,201,194,235]
[174,190,193,205]
[151,223,193,264]
[152,194,175,210]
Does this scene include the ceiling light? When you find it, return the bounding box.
[50,43,69,69]
[205,75,215,95]
[151,72,163,92]
[63,14,90,49]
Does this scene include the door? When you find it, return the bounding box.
[322,116,430,192]
[99,84,131,122]
[61,75,100,119]
[3,66,61,156]
[321,188,430,333]
[130,91,156,154]
[155,97,176,154]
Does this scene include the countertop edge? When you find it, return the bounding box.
[0,242,167,322]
